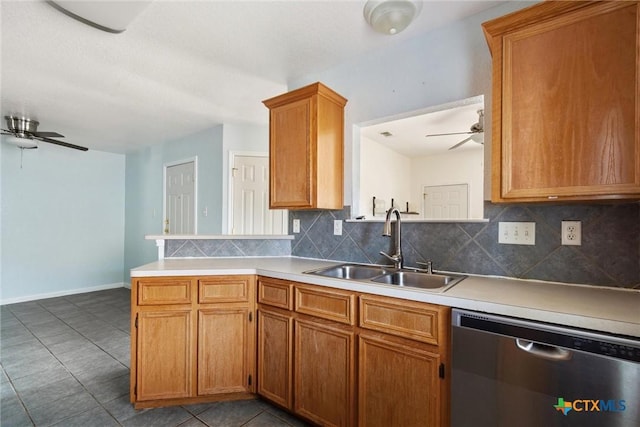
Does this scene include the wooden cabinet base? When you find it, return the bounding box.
[132,393,256,410]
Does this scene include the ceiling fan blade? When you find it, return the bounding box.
[448,136,473,150]
[35,136,88,151]
[425,131,473,138]
[34,131,65,138]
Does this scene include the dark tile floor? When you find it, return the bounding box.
[1,288,309,427]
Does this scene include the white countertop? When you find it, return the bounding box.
[131,257,640,338]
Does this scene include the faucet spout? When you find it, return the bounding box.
[380,207,403,269]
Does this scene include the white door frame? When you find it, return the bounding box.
[163,157,198,234]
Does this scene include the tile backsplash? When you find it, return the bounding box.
[290,202,640,289]
[165,238,291,258]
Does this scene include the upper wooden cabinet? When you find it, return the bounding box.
[263,82,347,209]
[483,1,640,202]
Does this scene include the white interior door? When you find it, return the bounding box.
[165,161,196,234]
[423,183,468,219]
[231,155,287,235]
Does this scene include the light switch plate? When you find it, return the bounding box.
[292,219,300,233]
[333,220,342,236]
[498,222,535,245]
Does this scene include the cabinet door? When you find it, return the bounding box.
[136,310,193,401]
[257,308,293,409]
[294,318,355,427]
[198,308,254,395]
[358,334,441,427]
[487,1,640,202]
[269,97,314,209]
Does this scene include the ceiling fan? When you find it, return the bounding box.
[1,116,88,151]
[425,109,484,150]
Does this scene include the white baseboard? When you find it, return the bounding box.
[0,282,128,305]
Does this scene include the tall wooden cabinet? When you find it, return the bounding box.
[483,1,640,202]
[263,82,347,210]
[131,275,256,409]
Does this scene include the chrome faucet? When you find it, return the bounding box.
[380,207,403,269]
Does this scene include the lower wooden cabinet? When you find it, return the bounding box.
[131,275,256,408]
[294,318,355,427]
[257,278,450,427]
[358,334,441,427]
[257,308,293,409]
[198,307,254,395]
[136,309,192,401]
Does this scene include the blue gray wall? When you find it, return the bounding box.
[123,126,224,281]
[123,123,269,282]
[1,143,125,303]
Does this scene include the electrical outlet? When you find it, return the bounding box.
[333,220,343,236]
[292,219,300,233]
[561,221,581,245]
[498,222,535,245]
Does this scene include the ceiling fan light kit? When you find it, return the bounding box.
[1,116,88,151]
[4,135,38,149]
[363,0,423,35]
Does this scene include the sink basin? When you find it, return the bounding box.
[305,263,392,280]
[305,263,466,292]
[371,270,466,291]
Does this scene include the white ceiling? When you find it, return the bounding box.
[1,0,504,154]
[361,99,484,157]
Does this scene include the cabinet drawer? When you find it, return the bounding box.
[198,276,252,304]
[258,278,293,310]
[295,285,355,325]
[359,295,445,345]
[137,279,192,305]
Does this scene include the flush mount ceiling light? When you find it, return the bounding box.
[47,1,152,33]
[363,0,423,35]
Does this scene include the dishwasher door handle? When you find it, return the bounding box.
[515,339,572,361]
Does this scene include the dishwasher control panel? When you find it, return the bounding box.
[453,310,640,363]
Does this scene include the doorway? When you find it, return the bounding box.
[229,153,287,235]
[164,159,197,234]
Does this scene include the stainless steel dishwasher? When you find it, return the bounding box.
[451,309,640,427]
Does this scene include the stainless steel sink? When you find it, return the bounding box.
[305,263,466,292]
[305,263,393,280]
[371,270,465,291]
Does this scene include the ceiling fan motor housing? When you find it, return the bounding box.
[5,116,40,137]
